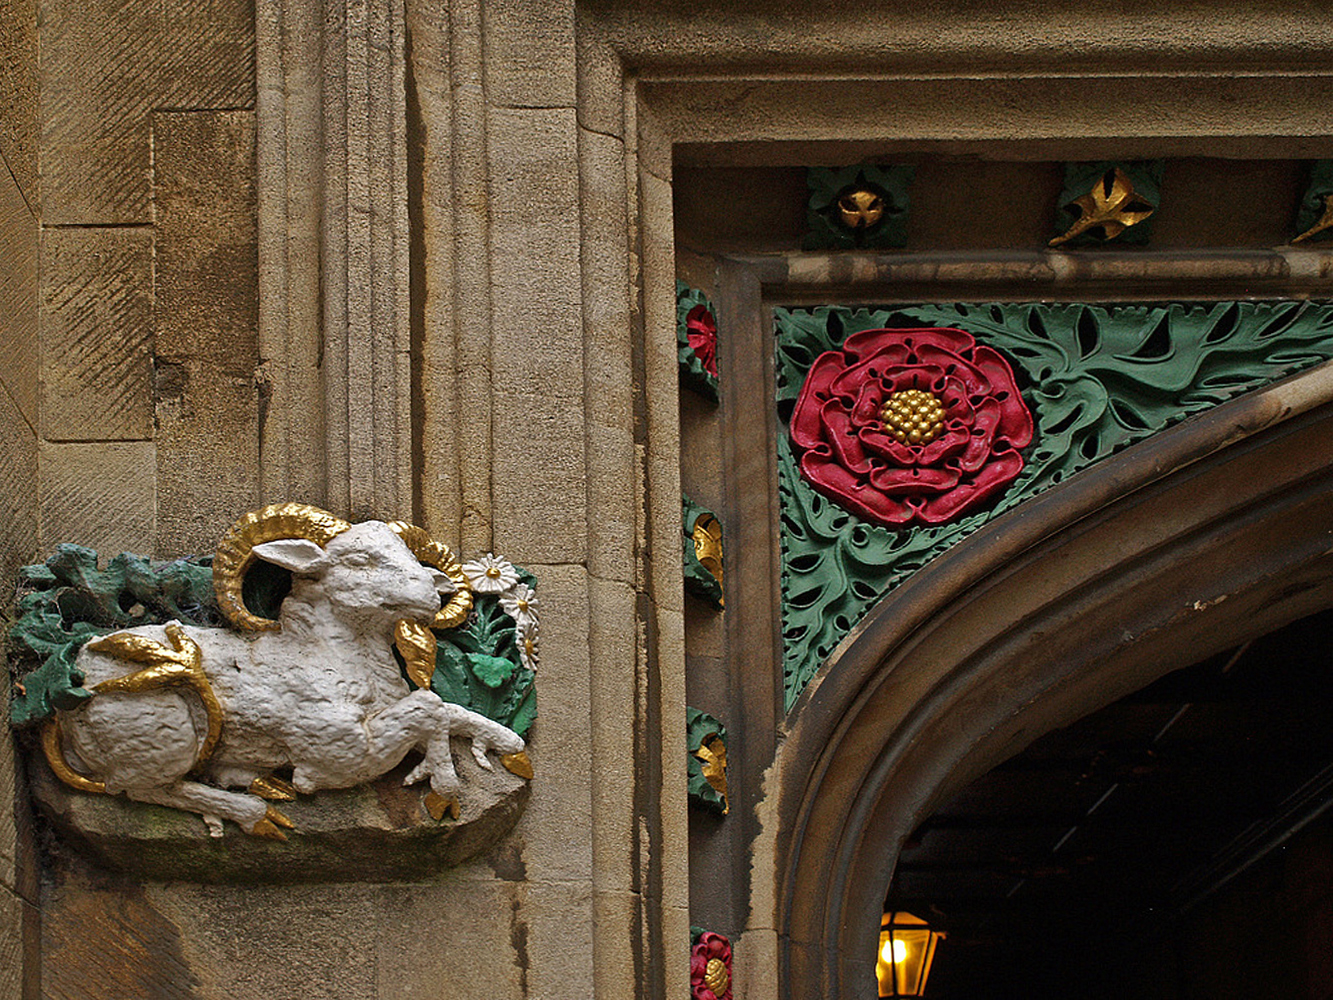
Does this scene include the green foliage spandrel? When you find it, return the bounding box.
[427,568,537,739]
[778,301,1333,710]
[9,546,220,726]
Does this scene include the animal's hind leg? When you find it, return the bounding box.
[127,780,285,839]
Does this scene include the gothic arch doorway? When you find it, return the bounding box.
[770,364,1333,998]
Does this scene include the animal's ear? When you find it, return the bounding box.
[252,538,329,575]
[430,569,456,594]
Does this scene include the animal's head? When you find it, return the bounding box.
[213,504,471,633]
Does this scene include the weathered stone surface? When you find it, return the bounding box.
[488,107,587,563]
[483,0,576,109]
[511,564,593,884]
[371,875,525,1000]
[31,740,528,882]
[0,0,38,207]
[38,441,156,556]
[153,110,260,555]
[0,164,38,427]
[0,886,24,1000]
[39,0,254,224]
[41,876,199,1000]
[40,228,152,441]
[0,374,38,589]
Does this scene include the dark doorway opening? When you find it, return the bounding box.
[887,608,1333,999]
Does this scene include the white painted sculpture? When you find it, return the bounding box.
[41,505,528,839]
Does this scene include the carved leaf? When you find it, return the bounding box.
[1050,168,1156,247]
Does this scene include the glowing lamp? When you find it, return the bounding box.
[876,911,944,997]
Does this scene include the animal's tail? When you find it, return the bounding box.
[41,718,107,794]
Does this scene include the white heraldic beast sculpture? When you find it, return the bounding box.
[41,504,529,839]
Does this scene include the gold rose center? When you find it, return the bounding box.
[880,388,945,446]
[486,567,502,578]
[704,958,730,997]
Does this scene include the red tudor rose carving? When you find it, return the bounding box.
[690,931,733,1000]
[790,327,1033,526]
[685,304,719,378]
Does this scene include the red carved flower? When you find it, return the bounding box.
[790,327,1033,526]
[686,304,719,378]
[691,931,733,1000]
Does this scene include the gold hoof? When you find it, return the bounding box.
[249,776,298,801]
[251,818,289,841]
[424,791,460,821]
[501,750,533,780]
[264,804,296,829]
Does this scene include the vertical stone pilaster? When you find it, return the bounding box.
[256,0,412,520]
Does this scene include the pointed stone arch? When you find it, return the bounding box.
[771,361,1333,998]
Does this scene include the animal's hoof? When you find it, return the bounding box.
[501,751,533,780]
[424,791,460,821]
[249,776,298,801]
[251,818,289,841]
[265,804,296,830]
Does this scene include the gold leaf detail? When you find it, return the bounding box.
[692,514,724,608]
[693,735,730,815]
[501,750,534,780]
[704,957,730,998]
[90,624,224,765]
[394,619,438,689]
[249,776,297,801]
[424,791,460,821]
[1292,192,1333,244]
[837,188,885,229]
[1049,167,1155,247]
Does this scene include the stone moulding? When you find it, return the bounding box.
[9,504,538,880]
[777,300,1333,709]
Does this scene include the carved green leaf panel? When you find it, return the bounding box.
[777,301,1333,710]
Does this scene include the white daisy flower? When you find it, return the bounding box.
[518,619,539,672]
[461,553,518,594]
[499,582,539,629]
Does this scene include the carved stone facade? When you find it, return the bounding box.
[5,3,1333,999]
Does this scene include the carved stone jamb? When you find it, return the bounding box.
[255,0,412,519]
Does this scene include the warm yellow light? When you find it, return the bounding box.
[877,911,944,997]
[880,938,908,965]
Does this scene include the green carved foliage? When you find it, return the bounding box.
[686,707,728,816]
[804,165,914,250]
[682,495,725,610]
[9,546,220,726]
[678,281,720,401]
[778,301,1333,709]
[426,572,538,739]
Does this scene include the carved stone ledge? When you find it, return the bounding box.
[29,739,528,883]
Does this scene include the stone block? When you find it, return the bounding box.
[483,0,576,109]
[510,563,594,884]
[0,0,38,206]
[152,110,257,364]
[0,167,37,427]
[42,877,200,1000]
[39,441,156,556]
[587,576,637,888]
[0,376,38,586]
[40,228,152,441]
[0,886,22,1000]
[521,879,595,1000]
[373,878,524,1000]
[152,110,260,555]
[488,107,588,562]
[39,0,254,224]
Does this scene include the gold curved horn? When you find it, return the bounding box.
[213,503,351,631]
[386,521,473,630]
[42,719,107,794]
